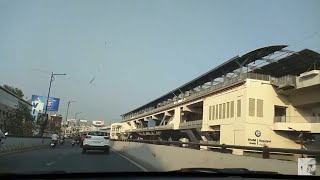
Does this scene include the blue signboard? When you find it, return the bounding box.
[31,95,60,112]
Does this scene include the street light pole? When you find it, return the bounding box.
[63,100,75,137]
[40,72,66,137]
[65,100,76,126]
[75,112,82,121]
[74,112,82,133]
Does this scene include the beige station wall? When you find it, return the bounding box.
[202,79,306,149]
[202,82,247,146]
[244,79,301,149]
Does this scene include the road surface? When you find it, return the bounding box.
[0,143,143,174]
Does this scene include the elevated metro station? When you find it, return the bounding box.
[110,45,320,155]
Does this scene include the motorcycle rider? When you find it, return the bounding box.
[51,132,59,145]
[59,135,65,144]
[74,134,81,145]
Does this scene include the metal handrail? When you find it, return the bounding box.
[179,120,203,126]
[123,73,296,121]
[274,116,320,123]
[114,139,320,158]
[123,76,247,121]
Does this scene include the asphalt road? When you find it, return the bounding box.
[0,143,143,174]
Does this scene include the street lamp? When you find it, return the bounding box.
[65,100,76,126]
[63,100,76,137]
[75,112,82,121]
[40,72,66,137]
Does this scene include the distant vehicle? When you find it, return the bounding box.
[82,131,110,154]
[59,139,64,145]
[50,140,57,148]
[71,140,76,146]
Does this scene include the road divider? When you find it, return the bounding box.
[111,140,320,175]
[0,137,51,155]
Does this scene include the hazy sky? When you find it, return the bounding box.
[0,0,319,124]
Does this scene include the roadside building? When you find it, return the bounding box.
[0,86,31,131]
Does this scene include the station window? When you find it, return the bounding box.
[216,104,219,119]
[257,99,263,117]
[237,99,241,117]
[219,104,222,119]
[223,103,226,119]
[227,102,230,118]
[274,106,287,122]
[211,131,220,141]
[230,101,234,118]
[249,98,255,117]
[212,105,215,120]
[209,106,212,120]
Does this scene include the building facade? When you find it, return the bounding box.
[110,45,320,154]
[0,86,31,131]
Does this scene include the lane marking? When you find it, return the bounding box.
[45,146,77,166]
[111,150,148,172]
[46,161,56,166]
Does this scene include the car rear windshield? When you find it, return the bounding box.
[88,131,106,136]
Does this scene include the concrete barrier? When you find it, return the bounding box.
[0,137,51,154]
[111,141,320,175]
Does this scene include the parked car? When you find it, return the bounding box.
[82,131,110,154]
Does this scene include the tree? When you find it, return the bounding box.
[7,102,35,136]
[2,84,24,98]
[2,85,35,136]
[6,102,35,136]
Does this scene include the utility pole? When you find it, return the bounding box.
[75,112,82,122]
[40,72,66,137]
[74,112,82,134]
[65,100,76,126]
[63,100,75,137]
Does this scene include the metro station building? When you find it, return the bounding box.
[110,45,320,154]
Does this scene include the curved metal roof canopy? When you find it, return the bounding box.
[253,49,320,77]
[122,45,287,116]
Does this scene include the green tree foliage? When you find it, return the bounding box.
[2,84,24,98]
[6,102,35,136]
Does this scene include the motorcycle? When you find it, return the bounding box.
[71,140,76,146]
[50,140,57,148]
[59,139,64,145]
[76,140,80,146]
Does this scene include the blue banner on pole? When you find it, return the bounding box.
[31,95,60,111]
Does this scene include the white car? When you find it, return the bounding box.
[82,131,110,154]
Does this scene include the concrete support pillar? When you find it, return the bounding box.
[172,107,182,129]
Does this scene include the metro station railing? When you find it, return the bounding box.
[274,116,320,123]
[122,74,248,121]
[114,139,320,159]
[122,73,293,121]
[179,120,203,127]
[270,75,296,87]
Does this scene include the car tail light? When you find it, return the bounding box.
[85,136,91,139]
